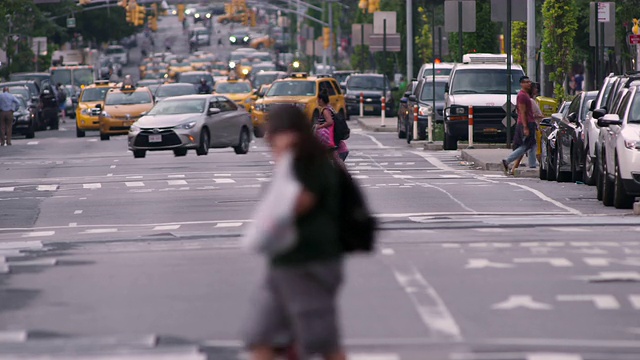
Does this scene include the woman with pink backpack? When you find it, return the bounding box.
[315,90,349,162]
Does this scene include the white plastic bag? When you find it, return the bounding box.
[242,151,301,255]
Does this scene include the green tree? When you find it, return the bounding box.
[511,21,527,73]
[415,6,433,64]
[448,0,500,61]
[542,0,578,102]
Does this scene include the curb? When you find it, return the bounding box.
[355,118,397,133]
[460,150,539,178]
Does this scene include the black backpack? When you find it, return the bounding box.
[323,107,350,143]
[336,167,376,253]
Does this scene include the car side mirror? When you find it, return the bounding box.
[95,104,102,110]
[592,108,606,120]
[403,91,412,97]
[408,95,417,102]
[540,117,552,127]
[588,99,596,112]
[567,112,577,123]
[207,107,221,115]
[444,83,450,93]
[597,114,622,127]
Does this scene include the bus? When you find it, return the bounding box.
[50,65,96,88]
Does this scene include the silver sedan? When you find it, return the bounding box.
[127,95,253,158]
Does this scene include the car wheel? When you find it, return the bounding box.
[546,145,556,181]
[100,132,110,141]
[602,157,615,206]
[398,118,406,139]
[570,146,583,183]
[196,129,210,156]
[539,157,547,180]
[234,127,251,155]
[254,126,265,138]
[173,148,188,157]
[50,114,59,130]
[555,145,571,182]
[76,125,85,138]
[613,157,635,209]
[133,150,146,159]
[26,122,35,139]
[583,146,597,186]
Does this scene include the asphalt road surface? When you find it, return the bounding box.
[1,14,640,360]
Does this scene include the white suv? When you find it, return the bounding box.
[597,85,640,209]
[105,45,129,66]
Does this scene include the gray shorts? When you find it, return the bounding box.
[242,259,343,358]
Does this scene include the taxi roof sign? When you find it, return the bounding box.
[289,72,308,79]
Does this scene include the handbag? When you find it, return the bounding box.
[242,151,301,256]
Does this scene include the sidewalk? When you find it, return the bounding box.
[460,148,539,178]
[355,116,397,133]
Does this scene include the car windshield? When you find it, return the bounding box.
[253,74,279,88]
[420,82,447,101]
[600,81,615,108]
[148,99,206,115]
[50,69,72,86]
[180,74,213,85]
[216,82,251,93]
[8,87,30,100]
[80,87,110,102]
[580,93,597,119]
[156,85,197,97]
[333,73,353,84]
[422,68,452,77]
[628,94,640,123]
[106,47,125,55]
[173,62,191,67]
[267,81,316,97]
[105,91,153,105]
[74,69,94,86]
[347,76,385,91]
[451,69,523,94]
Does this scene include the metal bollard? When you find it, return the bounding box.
[359,92,364,117]
[468,105,474,149]
[380,96,386,127]
[413,104,419,141]
[428,109,434,143]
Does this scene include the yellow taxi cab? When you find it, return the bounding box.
[251,84,271,138]
[97,83,155,141]
[190,55,216,71]
[259,73,347,122]
[213,78,254,112]
[168,60,194,79]
[75,80,117,138]
[211,62,229,76]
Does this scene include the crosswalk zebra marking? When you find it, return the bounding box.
[153,225,181,231]
[212,178,236,184]
[37,185,58,191]
[125,182,145,187]
[0,187,14,192]
[168,180,188,186]
[83,183,102,189]
[214,222,243,228]
[22,231,55,238]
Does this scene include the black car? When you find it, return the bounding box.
[542,91,597,183]
[344,74,396,117]
[229,32,250,45]
[539,100,570,181]
[402,77,448,142]
[12,95,36,139]
[397,82,418,139]
[332,70,356,91]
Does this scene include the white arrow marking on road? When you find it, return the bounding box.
[466,259,515,269]
[0,187,14,192]
[22,231,55,238]
[513,258,573,267]
[212,178,236,184]
[583,258,640,267]
[527,354,583,360]
[215,222,243,228]
[556,295,621,309]
[153,225,181,231]
[492,296,553,310]
[629,295,640,310]
[37,185,58,191]
[125,182,145,187]
[167,180,188,186]
[83,183,102,189]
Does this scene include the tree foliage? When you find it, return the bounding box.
[542,0,578,102]
[415,6,433,64]
[511,21,527,73]
[448,0,500,61]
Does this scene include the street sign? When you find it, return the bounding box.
[66,18,76,28]
[31,37,47,56]
[444,0,476,33]
[373,11,397,34]
[628,34,640,45]
[589,2,615,47]
[490,0,527,22]
[368,34,401,52]
[502,102,516,128]
[351,24,373,47]
[598,2,610,23]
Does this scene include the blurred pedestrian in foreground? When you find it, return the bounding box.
[0,87,20,146]
[315,90,349,162]
[502,76,537,174]
[243,105,346,360]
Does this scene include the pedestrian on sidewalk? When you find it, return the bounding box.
[242,104,346,360]
[511,82,544,174]
[0,87,20,146]
[56,83,67,123]
[502,76,537,174]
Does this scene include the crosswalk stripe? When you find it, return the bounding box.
[213,178,236,184]
[83,183,102,189]
[153,225,181,231]
[82,228,118,234]
[0,187,14,192]
[214,222,243,228]
[353,175,369,179]
[22,231,55,237]
[125,182,145,187]
[37,185,58,191]
[168,174,186,178]
[168,180,188,185]
[549,227,591,232]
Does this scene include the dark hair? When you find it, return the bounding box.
[519,76,530,84]
[267,104,329,166]
[317,89,329,105]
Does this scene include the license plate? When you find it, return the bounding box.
[365,105,374,112]
[149,134,162,143]
[483,128,498,134]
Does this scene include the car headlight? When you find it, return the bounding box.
[229,61,236,68]
[195,13,200,18]
[243,36,249,42]
[229,36,237,42]
[129,124,140,132]
[255,104,265,111]
[175,121,197,130]
[419,106,432,116]
[345,94,356,100]
[455,107,465,114]
[102,111,112,118]
[206,13,211,18]
[624,140,640,150]
[242,68,249,75]
[81,108,91,115]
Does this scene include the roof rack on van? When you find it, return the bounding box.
[462,53,512,64]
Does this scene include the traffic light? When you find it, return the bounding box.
[323,27,330,49]
[126,5,134,23]
[250,10,256,27]
[148,16,158,31]
[368,0,379,13]
[135,5,146,26]
[358,0,368,12]
[151,3,158,16]
[241,11,249,26]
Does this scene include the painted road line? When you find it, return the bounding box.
[125,182,145,187]
[439,174,463,178]
[472,228,512,233]
[37,185,58,191]
[168,180,188,186]
[83,183,102,189]
[26,141,38,145]
[352,175,369,179]
[110,165,116,169]
[0,241,43,250]
[527,354,582,360]
[9,258,57,267]
[381,248,395,255]
[492,295,553,310]
[126,176,144,179]
[513,258,573,267]
[548,227,591,232]
[630,295,640,310]
[153,225,181,231]
[556,295,621,310]
[69,223,77,227]
[213,178,236,184]
[257,178,271,182]
[74,210,83,214]
[0,187,14,192]
[214,173,232,177]
[87,138,98,142]
[82,228,118,234]
[168,174,186,178]
[0,331,28,343]
[22,231,55,238]
[393,175,414,179]
[214,222,243,228]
